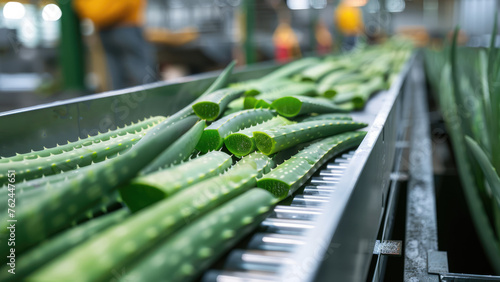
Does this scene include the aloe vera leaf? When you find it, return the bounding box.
[317,72,366,96]
[169,61,236,122]
[293,113,353,123]
[231,79,292,96]
[465,136,500,202]
[0,132,144,185]
[241,82,317,110]
[271,96,347,118]
[0,166,124,214]
[29,164,258,281]
[221,107,244,117]
[256,82,318,100]
[487,14,500,173]
[488,12,498,79]
[224,116,294,157]
[1,168,79,195]
[0,116,165,162]
[0,208,129,281]
[333,76,387,109]
[195,109,276,153]
[227,97,245,110]
[243,96,259,109]
[140,120,206,175]
[299,61,343,82]
[120,151,233,212]
[459,73,490,154]
[2,181,122,219]
[121,188,277,282]
[253,120,367,156]
[494,199,500,244]
[300,61,344,82]
[233,151,275,178]
[192,88,245,121]
[257,131,366,199]
[74,190,123,222]
[202,61,236,96]
[331,82,361,93]
[336,101,356,112]
[260,57,321,82]
[318,70,370,94]
[449,27,470,136]
[439,64,500,273]
[0,116,199,258]
[331,91,359,105]
[317,71,348,93]
[254,98,273,109]
[0,152,122,194]
[479,51,492,151]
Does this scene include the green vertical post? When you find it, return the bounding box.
[310,9,319,55]
[59,0,85,91]
[333,0,345,52]
[243,0,256,64]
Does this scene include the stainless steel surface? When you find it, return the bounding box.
[427,251,449,274]
[225,250,294,273]
[248,233,305,252]
[372,60,413,282]
[403,57,439,282]
[202,270,279,282]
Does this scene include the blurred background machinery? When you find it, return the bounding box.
[0,0,498,110]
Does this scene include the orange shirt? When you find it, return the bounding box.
[335,3,364,36]
[73,0,145,29]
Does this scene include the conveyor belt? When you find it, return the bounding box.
[203,151,356,281]
[0,55,416,281]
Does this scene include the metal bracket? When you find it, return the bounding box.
[373,240,402,255]
[427,251,449,274]
[428,251,500,281]
[390,172,409,182]
[440,273,500,281]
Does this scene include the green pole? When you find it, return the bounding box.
[331,0,345,52]
[310,9,319,55]
[59,0,85,91]
[243,0,256,64]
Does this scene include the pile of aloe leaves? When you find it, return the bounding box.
[0,38,412,281]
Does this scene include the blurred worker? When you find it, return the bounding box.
[315,20,333,55]
[273,20,301,63]
[74,0,157,90]
[335,0,364,50]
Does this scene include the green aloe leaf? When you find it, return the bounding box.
[439,63,500,273]
[465,136,500,202]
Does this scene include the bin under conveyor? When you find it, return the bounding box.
[0,55,430,281]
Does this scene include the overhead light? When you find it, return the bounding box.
[345,0,368,7]
[42,4,62,21]
[287,0,309,10]
[3,2,26,20]
[310,0,327,9]
[386,0,405,12]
